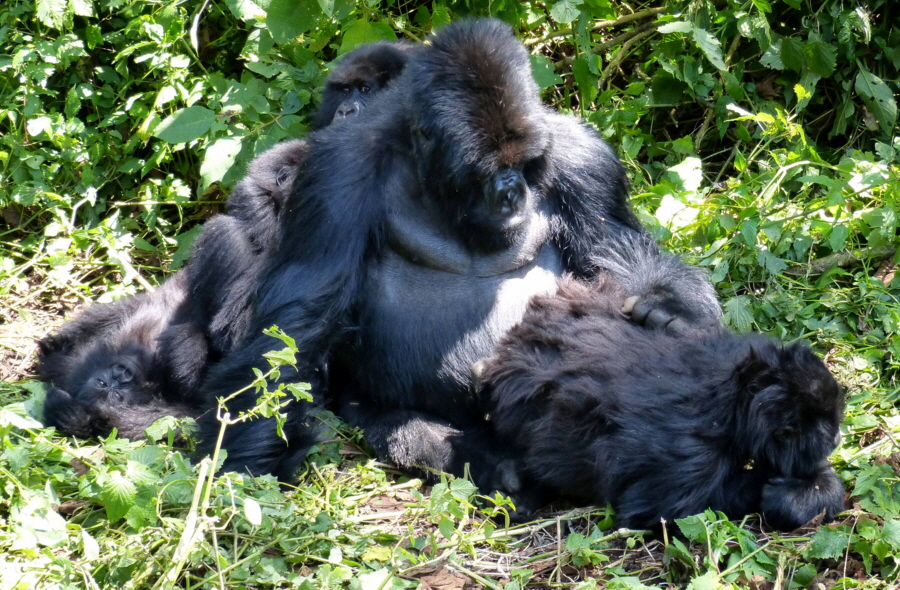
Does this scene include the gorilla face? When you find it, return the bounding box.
[70,347,157,408]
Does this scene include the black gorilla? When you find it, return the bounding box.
[158,40,413,379]
[38,273,199,439]
[195,19,722,489]
[476,273,845,531]
[38,42,411,440]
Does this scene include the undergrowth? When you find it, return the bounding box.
[0,0,898,587]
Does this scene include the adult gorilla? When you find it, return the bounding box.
[196,19,721,489]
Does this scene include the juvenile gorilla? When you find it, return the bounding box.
[476,274,845,531]
[39,273,199,439]
[195,19,723,489]
[38,42,411,440]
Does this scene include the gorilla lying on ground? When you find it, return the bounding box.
[38,42,411,440]
[195,19,723,490]
[475,269,845,531]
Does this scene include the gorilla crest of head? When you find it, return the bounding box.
[405,20,549,239]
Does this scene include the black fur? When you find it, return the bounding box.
[38,273,200,439]
[39,42,411,439]
[195,19,722,488]
[477,276,845,531]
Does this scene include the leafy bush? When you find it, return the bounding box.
[0,0,898,587]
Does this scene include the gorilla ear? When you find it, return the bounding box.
[734,345,777,393]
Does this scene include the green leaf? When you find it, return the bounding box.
[803,41,836,77]
[882,519,900,550]
[722,296,753,332]
[687,571,725,590]
[651,73,686,105]
[102,472,137,522]
[855,68,898,136]
[572,57,598,105]
[666,157,703,193]
[266,0,319,45]
[675,514,708,542]
[780,37,803,71]
[225,0,265,22]
[316,0,334,17]
[153,106,216,144]
[758,251,787,275]
[658,21,692,34]
[244,497,262,525]
[829,224,848,252]
[200,136,244,190]
[692,27,726,70]
[171,225,202,270]
[529,55,563,89]
[341,20,397,53]
[805,526,851,559]
[36,0,67,29]
[69,0,92,17]
[550,0,581,24]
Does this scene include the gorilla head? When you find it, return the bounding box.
[404,20,549,243]
[311,41,412,130]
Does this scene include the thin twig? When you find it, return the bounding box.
[784,246,897,276]
[524,7,665,47]
[557,21,659,70]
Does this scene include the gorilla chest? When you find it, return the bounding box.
[352,245,562,414]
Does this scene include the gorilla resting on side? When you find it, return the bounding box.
[194,19,723,491]
[38,41,411,440]
[476,271,846,531]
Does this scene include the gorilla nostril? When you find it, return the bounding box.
[335,102,359,119]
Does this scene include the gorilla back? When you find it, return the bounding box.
[198,19,721,487]
[479,276,845,531]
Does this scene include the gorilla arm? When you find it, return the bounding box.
[544,114,722,333]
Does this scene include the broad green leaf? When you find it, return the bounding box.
[316,0,334,17]
[340,20,397,53]
[225,0,265,23]
[651,72,686,105]
[794,70,820,112]
[829,224,848,252]
[758,250,787,275]
[572,57,598,105]
[780,37,803,71]
[666,157,703,193]
[171,225,202,269]
[550,0,581,24]
[692,27,726,70]
[266,0,319,45]
[200,136,244,190]
[153,106,216,144]
[722,296,753,332]
[658,21,692,34]
[529,54,563,89]
[69,0,93,16]
[855,68,898,136]
[805,526,851,559]
[687,571,725,590]
[102,472,137,522]
[803,41,836,77]
[36,0,67,29]
[0,408,42,430]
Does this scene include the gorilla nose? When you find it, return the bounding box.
[335,101,360,119]
[493,169,525,215]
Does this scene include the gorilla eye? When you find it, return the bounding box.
[360,84,371,93]
[340,86,351,94]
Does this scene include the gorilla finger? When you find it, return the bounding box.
[621,295,639,315]
[666,317,689,336]
[644,308,675,331]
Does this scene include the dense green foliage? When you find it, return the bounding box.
[0,0,898,587]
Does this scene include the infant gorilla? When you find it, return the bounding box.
[476,275,845,531]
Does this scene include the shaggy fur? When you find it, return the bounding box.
[194,19,722,488]
[477,276,845,531]
[38,42,411,440]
